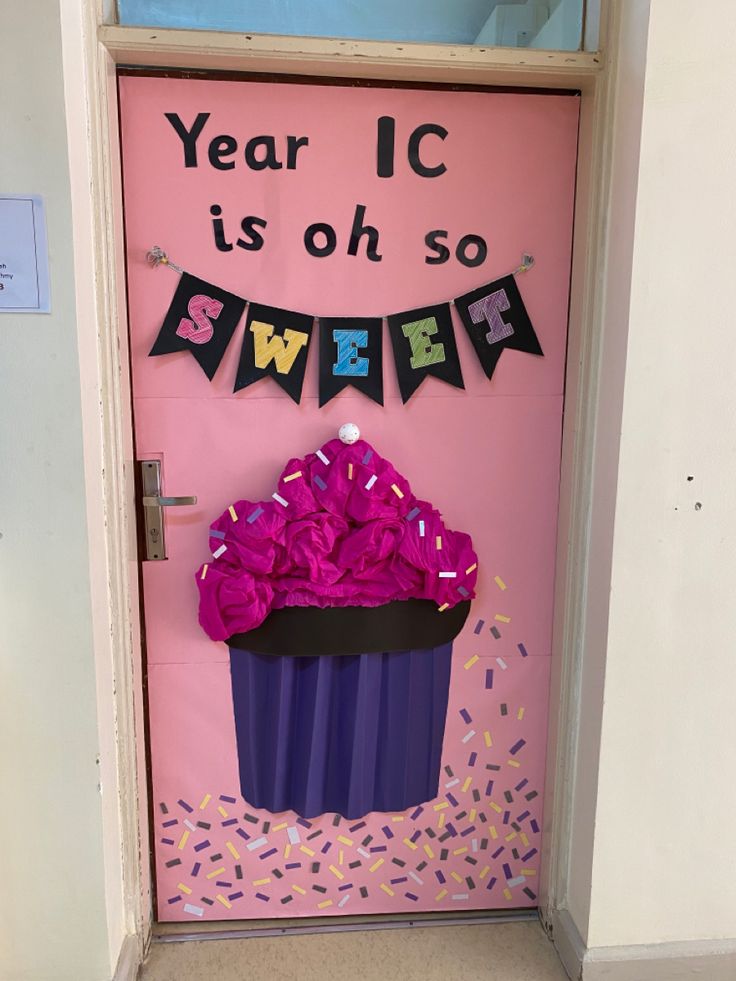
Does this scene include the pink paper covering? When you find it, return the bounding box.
[197,438,478,639]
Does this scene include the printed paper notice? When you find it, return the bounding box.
[0,195,50,313]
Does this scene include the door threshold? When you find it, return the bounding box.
[153,907,538,943]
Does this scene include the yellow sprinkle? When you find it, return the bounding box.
[520,833,530,847]
[292,884,306,895]
[461,777,472,793]
[369,858,384,872]
[517,707,525,721]
[228,505,238,522]
[329,865,344,880]
[438,813,446,829]
[380,883,395,897]
[300,845,315,857]
[317,899,333,909]
[348,463,354,480]
[503,888,512,901]
[206,866,226,879]
[479,866,491,880]
[216,894,232,909]
[177,830,190,851]
[391,483,404,499]
[252,877,271,886]
[453,846,468,856]
[490,801,503,814]
[177,883,192,894]
[391,816,404,822]
[435,536,442,550]
[464,654,479,669]
[200,564,208,580]
[273,822,288,832]
[198,794,211,810]
[423,844,435,859]
[403,837,418,851]
[337,835,353,846]
[522,869,537,876]
[465,562,477,574]
[508,759,521,768]
[225,841,240,860]
[284,844,292,859]
[437,603,449,612]
[450,871,463,884]
[435,889,448,901]
[338,849,344,866]
[283,471,302,483]
[489,826,498,840]
[218,805,229,818]
[433,802,449,811]
[505,831,517,842]
[495,614,511,623]
[469,809,476,822]
[494,575,507,590]
[484,731,493,747]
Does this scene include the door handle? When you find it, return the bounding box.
[139,460,196,561]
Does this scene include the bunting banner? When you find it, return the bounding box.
[148,271,247,380]
[146,249,541,405]
[387,302,464,403]
[318,317,384,407]
[234,303,314,403]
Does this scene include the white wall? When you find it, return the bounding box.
[0,1,120,979]
[585,0,736,948]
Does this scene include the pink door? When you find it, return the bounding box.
[119,73,578,922]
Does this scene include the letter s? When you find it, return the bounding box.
[176,294,223,344]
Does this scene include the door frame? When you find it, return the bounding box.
[59,0,645,963]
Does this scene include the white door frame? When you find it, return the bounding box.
[59,0,645,963]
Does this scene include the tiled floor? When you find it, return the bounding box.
[142,921,568,981]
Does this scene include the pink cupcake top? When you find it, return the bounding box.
[196,437,478,641]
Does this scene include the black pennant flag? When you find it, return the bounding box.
[234,303,314,403]
[387,302,464,403]
[149,272,246,380]
[318,317,383,407]
[453,274,542,382]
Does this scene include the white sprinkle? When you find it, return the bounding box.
[438,571,457,579]
[287,826,300,845]
[184,819,196,832]
[409,871,423,885]
[272,493,288,507]
[461,729,476,744]
[451,893,470,901]
[316,450,330,465]
[471,838,479,853]
[357,847,371,858]
[507,876,526,888]
[246,836,268,851]
[419,520,426,537]
[445,778,460,789]
[496,657,508,670]
[183,904,204,917]
[213,544,227,559]
[365,474,378,490]
[338,893,351,908]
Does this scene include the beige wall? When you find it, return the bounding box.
[582,0,736,949]
[0,1,120,979]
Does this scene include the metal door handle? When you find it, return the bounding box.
[142,495,197,507]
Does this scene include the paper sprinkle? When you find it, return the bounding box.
[365,474,377,490]
[228,505,238,522]
[283,471,302,483]
[272,493,288,507]
[316,450,330,465]
[391,483,404,499]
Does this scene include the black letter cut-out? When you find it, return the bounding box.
[236,216,268,252]
[304,223,337,258]
[210,204,233,252]
[376,116,395,178]
[208,135,238,170]
[348,204,382,262]
[245,136,283,171]
[165,112,210,167]
[408,123,448,178]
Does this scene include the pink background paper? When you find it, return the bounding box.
[118,75,579,921]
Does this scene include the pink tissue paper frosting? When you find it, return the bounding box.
[196,438,478,641]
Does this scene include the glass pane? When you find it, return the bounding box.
[117,0,585,51]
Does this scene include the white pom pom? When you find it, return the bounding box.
[338,423,360,445]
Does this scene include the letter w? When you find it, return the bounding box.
[250,321,309,374]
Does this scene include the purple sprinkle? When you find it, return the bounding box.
[313,474,327,491]
[485,780,494,796]
[522,848,538,861]
[246,507,264,524]
[209,529,226,540]
[410,806,424,820]
[260,848,277,860]
[321,842,332,854]
[362,449,374,464]
[518,643,529,657]
[517,811,530,823]
[406,506,420,521]
[255,893,270,902]
[485,669,494,689]
[390,877,408,885]
[382,825,394,839]
[162,819,178,828]
[515,779,529,792]
[215,880,232,887]
[445,823,457,838]
[228,891,244,901]
[177,799,193,813]
[460,826,476,837]
[459,708,472,724]
[491,846,504,859]
[509,739,526,756]
[474,619,485,635]
[503,863,513,880]
[236,828,250,841]
[193,840,211,852]
[370,845,387,853]
[297,818,312,829]
[167,895,182,904]
[338,883,353,891]
[285,863,302,869]
[457,586,470,597]
[222,818,238,827]
[435,870,446,884]
[160,838,175,846]
[486,876,497,891]
[191,862,201,877]
[405,892,419,901]
[219,795,237,803]
[468,752,477,767]
[446,793,458,807]
[531,819,540,834]
[349,821,366,832]
[503,811,510,825]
